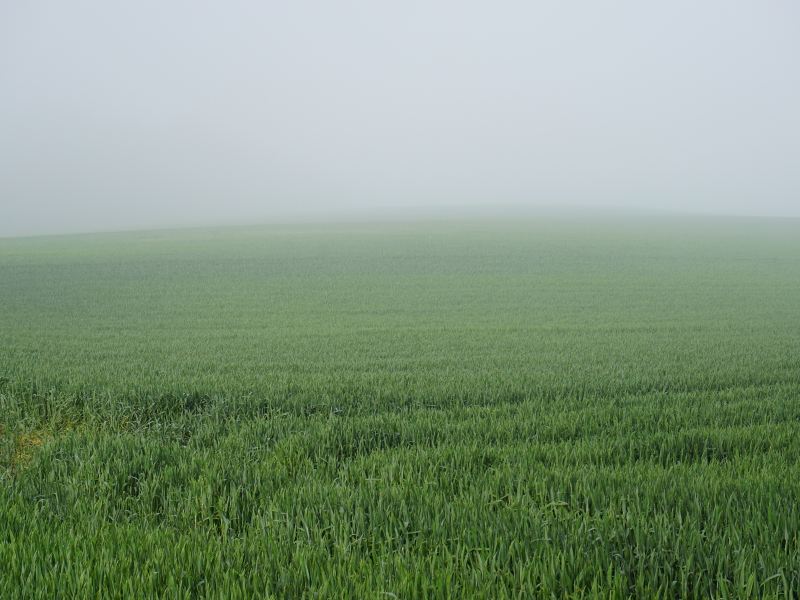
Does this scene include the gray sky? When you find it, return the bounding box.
[2,1,799,236]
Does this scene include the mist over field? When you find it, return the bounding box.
[4,3,800,598]
[2,1,800,237]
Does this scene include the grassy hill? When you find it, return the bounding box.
[2,216,799,597]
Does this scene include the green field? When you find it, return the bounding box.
[2,216,800,598]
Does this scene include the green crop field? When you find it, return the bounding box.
[2,215,800,598]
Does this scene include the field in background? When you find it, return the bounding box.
[2,216,800,597]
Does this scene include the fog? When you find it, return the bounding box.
[2,1,799,236]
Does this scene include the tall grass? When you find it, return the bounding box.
[2,217,799,597]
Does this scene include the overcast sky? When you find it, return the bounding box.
[2,1,799,236]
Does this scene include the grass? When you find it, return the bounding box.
[1,215,799,598]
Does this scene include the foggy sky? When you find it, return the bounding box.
[2,1,799,236]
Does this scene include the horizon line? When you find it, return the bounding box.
[2,203,799,241]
